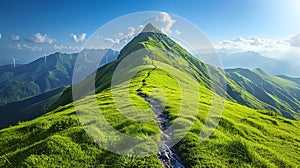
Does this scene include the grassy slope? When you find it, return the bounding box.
[278,75,300,84]
[0,53,77,104]
[226,68,300,120]
[0,87,66,128]
[0,49,118,105]
[0,56,299,167]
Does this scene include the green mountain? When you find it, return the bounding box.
[0,53,76,105]
[0,24,299,167]
[226,68,300,120]
[0,87,65,128]
[0,49,118,105]
[278,75,300,85]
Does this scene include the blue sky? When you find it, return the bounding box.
[0,0,300,64]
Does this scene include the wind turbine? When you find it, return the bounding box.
[44,52,47,63]
[12,57,20,68]
[84,52,87,62]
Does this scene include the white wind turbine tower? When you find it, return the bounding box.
[11,57,20,68]
[44,52,47,63]
[84,51,87,62]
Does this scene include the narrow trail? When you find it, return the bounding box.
[137,61,185,168]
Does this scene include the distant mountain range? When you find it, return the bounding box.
[226,68,300,119]
[0,49,118,105]
[203,51,299,77]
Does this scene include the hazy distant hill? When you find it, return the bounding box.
[0,49,118,104]
[226,68,300,120]
[277,75,300,85]
[203,51,299,77]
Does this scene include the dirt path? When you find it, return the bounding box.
[136,60,185,167]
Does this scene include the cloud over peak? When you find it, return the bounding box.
[154,12,176,34]
[70,33,87,43]
[25,33,54,44]
[104,25,144,45]
[104,12,181,46]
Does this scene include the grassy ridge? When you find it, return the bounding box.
[0,56,299,167]
[0,87,66,128]
[226,68,300,120]
[1,41,300,167]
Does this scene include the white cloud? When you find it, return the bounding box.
[103,12,180,49]
[54,44,67,50]
[218,36,289,52]
[104,25,144,45]
[23,44,42,51]
[217,33,300,61]
[104,12,180,46]
[289,33,300,47]
[11,34,20,41]
[0,33,2,39]
[116,33,123,38]
[25,33,54,44]
[126,27,136,38]
[9,43,42,51]
[218,33,300,52]
[17,44,22,50]
[54,44,81,51]
[174,29,181,35]
[70,33,87,42]
[153,12,176,34]
[104,38,119,44]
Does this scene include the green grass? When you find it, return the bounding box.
[226,68,300,120]
[0,87,65,128]
[179,100,300,167]
[1,49,300,167]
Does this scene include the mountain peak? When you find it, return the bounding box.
[253,68,266,75]
[142,23,161,33]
